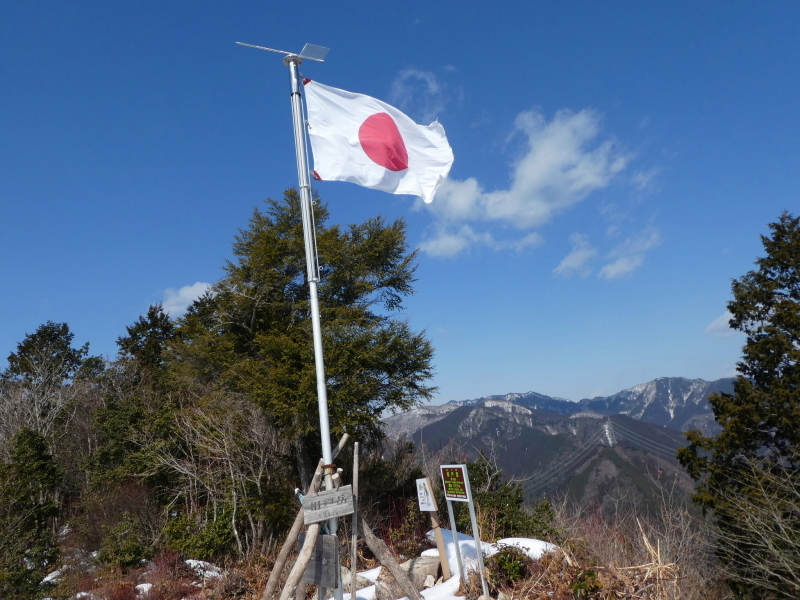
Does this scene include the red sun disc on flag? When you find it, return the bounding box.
[358,113,409,172]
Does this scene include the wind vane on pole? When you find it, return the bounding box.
[235,41,330,62]
[237,40,343,600]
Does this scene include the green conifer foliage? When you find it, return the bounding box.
[0,429,62,599]
[3,321,90,384]
[678,212,800,598]
[175,190,436,483]
[117,303,176,372]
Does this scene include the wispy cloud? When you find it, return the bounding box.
[422,108,631,257]
[705,311,742,339]
[389,68,446,124]
[554,233,596,278]
[162,282,211,316]
[598,227,661,279]
[421,225,543,258]
[631,167,660,193]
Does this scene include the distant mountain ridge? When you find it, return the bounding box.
[380,376,735,505]
[578,377,734,432]
[383,376,735,440]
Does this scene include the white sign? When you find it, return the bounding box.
[416,477,437,512]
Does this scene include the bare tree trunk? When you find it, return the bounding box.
[358,517,424,600]
[295,436,315,492]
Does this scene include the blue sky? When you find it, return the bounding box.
[2,2,798,402]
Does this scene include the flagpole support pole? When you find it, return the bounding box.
[285,54,343,600]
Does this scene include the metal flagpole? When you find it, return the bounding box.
[284,53,335,491]
[237,42,335,475]
[284,53,342,600]
[237,41,340,600]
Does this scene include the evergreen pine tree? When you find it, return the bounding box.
[0,429,62,599]
[117,303,176,372]
[175,190,436,485]
[678,211,800,598]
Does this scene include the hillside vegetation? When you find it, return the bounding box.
[0,207,797,600]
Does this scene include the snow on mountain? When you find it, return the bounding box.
[382,377,735,440]
[578,377,734,431]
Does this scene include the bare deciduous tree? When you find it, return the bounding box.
[147,393,292,557]
[711,456,800,598]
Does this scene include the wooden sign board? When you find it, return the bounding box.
[441,465,470,502]
[298,532,340,589]
[304,485,355,525]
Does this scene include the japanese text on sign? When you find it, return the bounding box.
[441,466,469,501]
[303,485,354,524]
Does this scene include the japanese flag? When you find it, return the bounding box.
[304,79,454,203]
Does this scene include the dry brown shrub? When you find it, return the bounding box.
[456,475,731,600]
[546,480,731,600]
[460,542,711,600]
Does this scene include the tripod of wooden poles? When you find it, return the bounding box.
[260,434,425,600]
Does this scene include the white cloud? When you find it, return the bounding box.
[422,108,631,257]
[162,282,211,316]
[554,233,596,278]
[705,311,742,339]
[420,225,543,258]
[389,68,445,124]
[598,227,661,279]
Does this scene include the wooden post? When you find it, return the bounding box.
[350,442,359,598]
[357,517,424,600]
[428,510,451,580]
[279,523,321,600]
[415,477,450,580]
[261,434,350,600]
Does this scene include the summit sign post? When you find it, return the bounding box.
[440,465,489,599]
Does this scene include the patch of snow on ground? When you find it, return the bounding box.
[422,529,495,575]
[135,582,153,596]
[420,527,558,598]
[42,566,66,584]
[184,559,223,579]
[343,566,382,600]
[421,574,462,600]
[490,537,558,560]
[343,584,376,600]
[358,566,383,583]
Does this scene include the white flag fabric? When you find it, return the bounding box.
[304,79,454,203]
